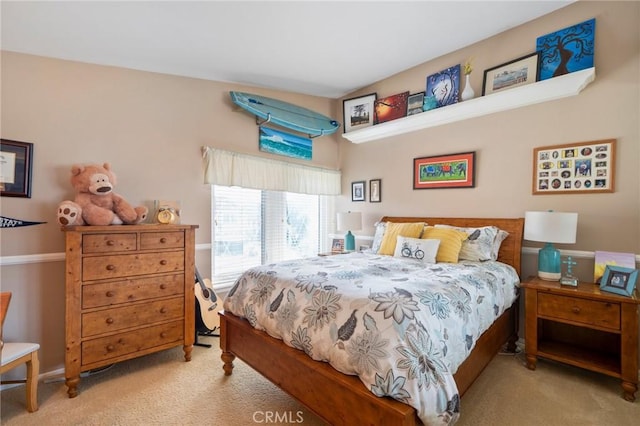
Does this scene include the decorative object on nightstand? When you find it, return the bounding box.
[594,251,635,284]
[600,265,638,297]
[336,211,361,252]
[524,211,578,281]
[560,256,578,286]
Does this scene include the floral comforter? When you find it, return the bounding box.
[223,252,520,425]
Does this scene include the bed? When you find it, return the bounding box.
[219,216,524,425]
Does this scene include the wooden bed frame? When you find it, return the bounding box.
[219,217,524,425]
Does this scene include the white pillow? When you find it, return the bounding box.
[491,230,509,261]
[393,236,440,263]
[370,221,387,254]
[434,224,499,262]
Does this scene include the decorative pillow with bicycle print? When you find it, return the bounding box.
[393,236,440,263]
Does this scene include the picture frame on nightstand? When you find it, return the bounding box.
[600,265,638,297]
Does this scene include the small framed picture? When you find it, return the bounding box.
[369,179,381,203]
[407,92,425,116]
[351,181,365,201]
[1,139,34,198]
[374,91,409,124]
[482,52,540,96]
[343,93,377,133]
[331,238,345,253]
[358,244,370,252]
[600,265,638,297]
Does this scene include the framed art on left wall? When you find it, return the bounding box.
[1,139,33,198]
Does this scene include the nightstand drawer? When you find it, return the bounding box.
[538,293,620,330]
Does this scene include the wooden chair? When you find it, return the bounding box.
[1,292,40,412]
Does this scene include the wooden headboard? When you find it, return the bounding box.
[380,216,525,277]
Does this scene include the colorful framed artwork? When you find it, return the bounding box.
[413,151,475,190]
[343,93,377,133]
[482,52,540,96]
[537,18,595,81]
[426,64,460,108]
[407,92,425,116]
[374,91,409,124]
[369,179,381,203]
[351,181,365,201]
[1,139,34,198]
[600,265,638,297]
[594,251,636,284]
[532,139,615,195]
[259,127,312,160]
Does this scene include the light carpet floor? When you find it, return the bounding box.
[1,335,639,425]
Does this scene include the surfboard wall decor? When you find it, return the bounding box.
[230,91,340,137]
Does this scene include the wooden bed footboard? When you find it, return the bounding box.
[219,300,518,425]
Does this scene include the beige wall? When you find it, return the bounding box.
[338,1,639,271]
[1,1,638,376]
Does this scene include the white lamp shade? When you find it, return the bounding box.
[336,212,362,232]
[524,211,578,244]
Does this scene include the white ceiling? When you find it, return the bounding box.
[1,1,573,99]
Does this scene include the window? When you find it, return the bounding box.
[212,185,331,288]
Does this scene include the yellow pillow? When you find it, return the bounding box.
[421,226,468,263]
[378,222,425,255]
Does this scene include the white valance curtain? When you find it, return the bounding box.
[202,146,341,195]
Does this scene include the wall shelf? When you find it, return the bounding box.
[342,67,596,144]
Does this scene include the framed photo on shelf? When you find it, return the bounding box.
[1,139,34,198]
[426,64,460,108]
[343,93,377,133]
[407,92,425,116]
[532,139,616,195]
[482,52,540,96]
[331,238,345,253]
[351,181,365,201]
[413,151,475,189]
[369,179,381,203]
[374,91,409,124]
[600,265,638,297]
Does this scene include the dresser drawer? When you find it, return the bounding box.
[82,251,185,281]
[82,233,137,253]
[538,293,620,330]
[140,232,184,250]
[82,274,184,309]
[81,320,184,365]
[82,296,184,337]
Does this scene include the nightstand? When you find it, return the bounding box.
[522,277,640,401]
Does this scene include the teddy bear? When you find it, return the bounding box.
[57,163,148,226]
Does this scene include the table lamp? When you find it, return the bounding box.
[524,211,578,281]
[336,211,362,252]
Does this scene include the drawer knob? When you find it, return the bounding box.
[572,306,581,314]
[106,240,115,246]
[160,284,167,290]
[160,238,167,243]
[106,264,116,271]
[160,260,168,266]
[106,318,114,324]
[106,344,115,352]
[106,291,115,297]
[160,307,167,314]
[160,332,167,338]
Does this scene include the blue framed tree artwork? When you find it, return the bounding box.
[426,65,460,108]
[536,18,595,81]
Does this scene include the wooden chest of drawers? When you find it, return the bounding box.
[63,224,198,398]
